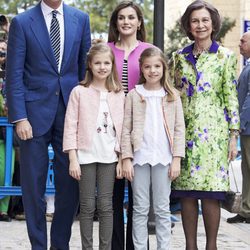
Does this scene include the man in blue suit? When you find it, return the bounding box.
[227,31,250,224]
[6,0,91,249]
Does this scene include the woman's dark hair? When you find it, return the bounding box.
[108,1,146,42]
[181,0,221,41]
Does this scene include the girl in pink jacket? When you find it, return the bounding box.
[63,42,125,250]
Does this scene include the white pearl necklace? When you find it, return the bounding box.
[193,44,211,59]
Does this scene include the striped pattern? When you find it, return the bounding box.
[122,59,129,94]
[50,10,60,66]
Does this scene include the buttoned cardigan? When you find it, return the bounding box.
[63,85,125,153]
[121,88,185,160]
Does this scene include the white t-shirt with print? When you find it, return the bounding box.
[77,91,118,164]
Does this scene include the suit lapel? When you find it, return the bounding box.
[61,4,78,73]
[30,4,58,72]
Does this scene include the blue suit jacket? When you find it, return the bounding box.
[238,63,250,135]
[6,3,91,136]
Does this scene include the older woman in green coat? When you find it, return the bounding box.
[171,1,240,249]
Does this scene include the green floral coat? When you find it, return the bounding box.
[172,41,240,192]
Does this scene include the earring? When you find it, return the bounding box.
[137,26,140,30]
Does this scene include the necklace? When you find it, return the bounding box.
[193,43,211,59]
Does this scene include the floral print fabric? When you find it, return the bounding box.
[172,42,240,192]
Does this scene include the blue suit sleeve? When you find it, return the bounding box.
[78,13,91,81]
[240,94,250,131]
[6,17,27,122]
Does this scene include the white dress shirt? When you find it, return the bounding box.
[41,0,65,72]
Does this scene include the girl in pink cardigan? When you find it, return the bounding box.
[121,47,185,249]
[63,42,124,250]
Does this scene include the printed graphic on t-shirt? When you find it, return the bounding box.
[97,112,109,133]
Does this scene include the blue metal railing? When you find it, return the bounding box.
[0,117,55,198]
[0,117,132,223]
[0,117,129,201]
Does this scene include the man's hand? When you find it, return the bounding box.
[16,120,33,140]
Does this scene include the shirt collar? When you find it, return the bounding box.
[135,84,166,97]
[180,40,219,54]
[41,0,64,17]
[246,58,250,65]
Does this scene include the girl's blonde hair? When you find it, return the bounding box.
[139,47,176,101]
[80,41,122,93]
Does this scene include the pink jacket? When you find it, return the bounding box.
[108,41,153,90]
[63,85,125,153]
[121,88,185,159]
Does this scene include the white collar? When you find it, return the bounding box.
[41,0,64,17]
[135,84,166,97]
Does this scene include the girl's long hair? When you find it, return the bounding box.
[139,47,176,101]
[80,41,122,93]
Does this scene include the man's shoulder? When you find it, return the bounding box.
[64,4,89,18]
[243,64,250,74]
[239,65,250,81]
[13,4,39,22]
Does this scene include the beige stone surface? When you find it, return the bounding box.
[0,214,250,249]
[0,161,248,249]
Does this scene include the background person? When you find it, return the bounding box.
[6,0,91,249]
[171,1,240,249]
[227,31,250,224]
[107,2,153,249]
[0,38,15,223]
[0,14,9,41]
[0,16,25,221]
[0,39,6,66]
